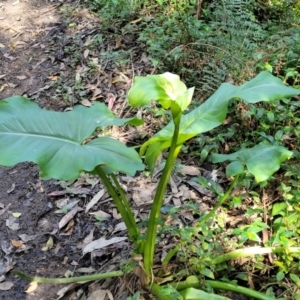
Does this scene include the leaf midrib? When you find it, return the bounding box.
[0,131,81,145]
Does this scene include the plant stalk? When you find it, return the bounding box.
[143,111,182,278]
[151,283,174,300]
[172,277,274,300]
[95,166,140,245]
[14,269,124,284]
[211,246,300,265]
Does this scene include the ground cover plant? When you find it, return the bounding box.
[0,71,299,299]
[84,0,300,96]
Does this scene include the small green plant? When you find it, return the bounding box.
[1,72,299,299]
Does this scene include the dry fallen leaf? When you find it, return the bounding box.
[90,210,111,219]
[3,54,16,61]
[11,239,24,248]
[83,49,89,59]
[6,215,20,231]
[59,206,82,229]
[7,183,15,193]
[107,93,116,110]
[16,75,26,80]
[18,234,36,243]
[7,82,18,88]
[81,99,92,107]
[115,37,122,49]
[25,282,38,293]
[83,237,127,255]
[180,165,201,176]
[84,36,91,46]
[42,236,54,251]
[57,283,84,300]
[76,267,95,273]
[48,75,58,81]
[0,74,6,79]
[112,222,127,234]
[91,88,102,100]
[87,289,107,300]
[85,189,106,213]
[0,281,14,291]
[14,41,27,48]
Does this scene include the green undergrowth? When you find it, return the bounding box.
[83,0,300,97]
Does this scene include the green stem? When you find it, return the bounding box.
[110,173,144,253]
[14,269,124,284]
[198,175,239,226]
[143,112,182,278]
[162,175,239,266]
[95,166,139,244]
[206,280,274,300]
[211,246,300,265]
[162,243,182,266]
[151,283,174,300]
[172,277,273,300]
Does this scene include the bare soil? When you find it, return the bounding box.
[0,1,136,299]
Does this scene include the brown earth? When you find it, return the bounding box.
[0,1,140,299]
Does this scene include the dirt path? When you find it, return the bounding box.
[1,1,112,299]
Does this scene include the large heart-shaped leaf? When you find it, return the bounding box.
[140,72,299,172]
[211,144,293,182]
[0,96,144,180]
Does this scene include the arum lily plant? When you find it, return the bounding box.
[0,72,299,299]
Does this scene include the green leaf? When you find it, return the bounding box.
[179,288,231,300]
[247,232,261,242]
[276,271,285,281]
[272,202,287,216]
[0,96,144,180]
[290,274,300,286]
[226,161,244,177]
[199,268,215,279]
[211,144,293,182]
[141,72,299,170]
[128,72,194,111]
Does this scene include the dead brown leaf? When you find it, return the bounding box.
[83,237,127,254]
[107,93,116,110]
[6,215,20,231]
[85,189,106,213]
[18,234,36,242]
[81,99,92,107]
[87,289,107,300]
[83,49,89,59]
[3,53,16,61]
[16,75,26,80]
[25,282,38,293]
[7,183,15,194]
[180,165,201,176]
[0,281,14,291]
[10,239,24,248]
[58,206,83,229]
